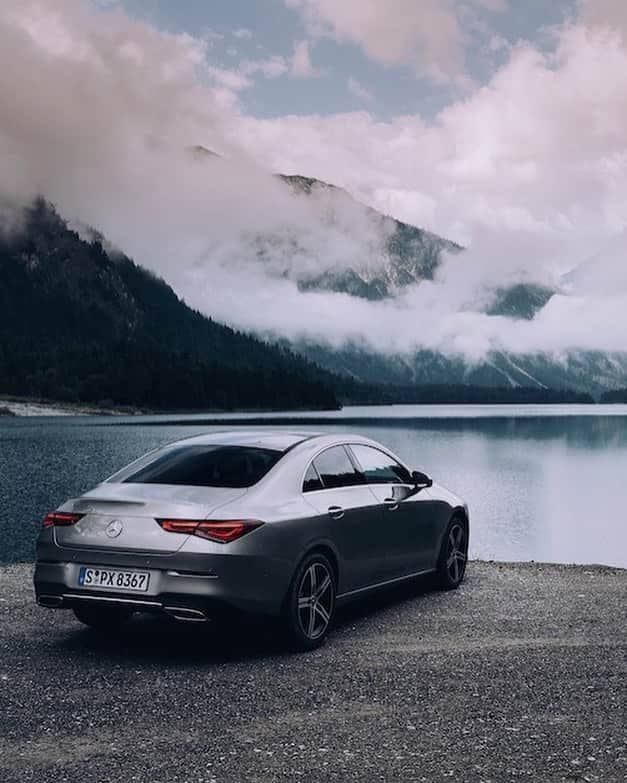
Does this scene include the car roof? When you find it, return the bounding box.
[172,430,324,452]
[170,430,393,458]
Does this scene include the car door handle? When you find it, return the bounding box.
[384,498,399,511]
[328,505,345,520]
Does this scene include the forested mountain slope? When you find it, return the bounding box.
[0,199,338,410]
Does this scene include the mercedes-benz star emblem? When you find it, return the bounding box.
[105,519,124,538]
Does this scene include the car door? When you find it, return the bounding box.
[302,445,387,593]
[348,444,439,577]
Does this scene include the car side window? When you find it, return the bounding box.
[303,463,323,492]
[311,446,364,490]
[349,444,411,485]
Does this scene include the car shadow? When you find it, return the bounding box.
[56,611,288,665]
[54,573,442,665]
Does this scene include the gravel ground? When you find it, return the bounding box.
[0,561,625,783]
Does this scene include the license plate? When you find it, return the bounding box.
[78,566,150,593]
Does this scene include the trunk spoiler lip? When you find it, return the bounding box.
[65,486,249,517]
[73,496,146,506]
[68,497,147,515]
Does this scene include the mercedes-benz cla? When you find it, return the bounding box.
[34,431,469,650]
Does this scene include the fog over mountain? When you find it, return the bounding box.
[1,0,626,384]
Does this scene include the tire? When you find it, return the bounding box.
[284,552,336,651]
[73,604,133,630]
[434,516,468,590]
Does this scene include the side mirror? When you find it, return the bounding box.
[411,470,433,491]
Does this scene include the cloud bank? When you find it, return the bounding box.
[0,0,626,362]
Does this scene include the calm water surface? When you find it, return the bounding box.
[1,404,626,567]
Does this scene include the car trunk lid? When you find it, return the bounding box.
[54,483,247,554]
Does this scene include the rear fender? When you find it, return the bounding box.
[293,537,342,588]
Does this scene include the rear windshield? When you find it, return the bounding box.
[122,445,283,488]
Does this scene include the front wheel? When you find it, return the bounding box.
[435,517,468,590]
[284,553,336,651]
[73,604,133,630]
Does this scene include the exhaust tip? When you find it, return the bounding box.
[163,606,208,623]
[38,595,64,609]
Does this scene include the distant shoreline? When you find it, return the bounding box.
[0,397,130,417]
[2,395,625,419]
[0,396,339,418]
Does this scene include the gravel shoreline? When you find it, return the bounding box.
[0,398,123,417]
[1,561,625,782]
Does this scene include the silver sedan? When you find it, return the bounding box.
[34,431,469,650]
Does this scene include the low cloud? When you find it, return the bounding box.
[0,0,626,366]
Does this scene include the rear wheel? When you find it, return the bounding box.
[435,517,468,590]
[284,553,336,651]
[73,604,133,630]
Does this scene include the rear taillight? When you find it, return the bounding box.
[42,511,84,528]
[156,519,263,543]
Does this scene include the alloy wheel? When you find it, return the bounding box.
[297,562,334,640]
[445,523,467,584]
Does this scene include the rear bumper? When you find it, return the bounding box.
[34,550,292,619]
[35,584,226,623]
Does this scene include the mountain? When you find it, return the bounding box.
[275,174,554,323]
[277,174,463,300]
[188,154,554,323]
[0,198,599,408]
[486,283,555,320]
[292,338,627,393]
[0,199,338,411]
[261,174,625,394]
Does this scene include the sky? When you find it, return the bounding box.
[109,0,574,119]
[1,0,627,360]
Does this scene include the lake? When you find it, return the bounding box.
[1,404,627,567]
